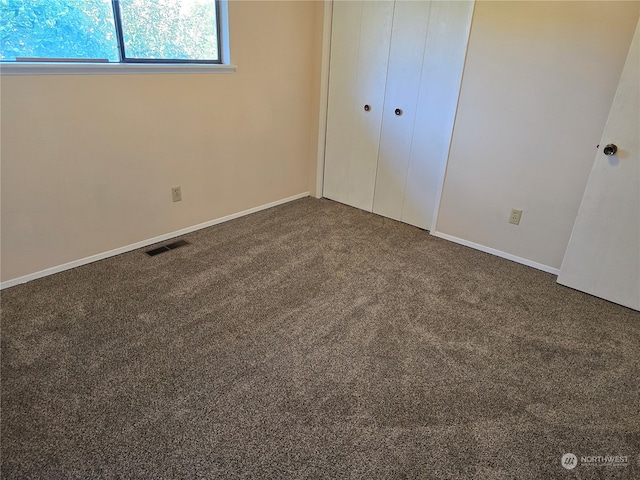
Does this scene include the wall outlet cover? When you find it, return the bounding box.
[172,186,182,202]
[509,208,523,225]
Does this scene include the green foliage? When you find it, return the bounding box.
[1,0,119,60]
[120,0,218,60]
[0,0,219,62]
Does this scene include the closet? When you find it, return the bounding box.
[323,0,474,230]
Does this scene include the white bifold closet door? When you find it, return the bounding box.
[323,0,474,230]
[323,0,394,212]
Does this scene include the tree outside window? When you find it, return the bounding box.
[0,0,220,63]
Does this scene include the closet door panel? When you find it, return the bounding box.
[323,1,363,205]
[402,0,474,229]
[349,1,394,210]
[372,0,433,221]
[324,1,394,211]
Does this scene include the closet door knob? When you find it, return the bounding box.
[394,108,403,116]
[603,144,618,156]
[364,104,371,112]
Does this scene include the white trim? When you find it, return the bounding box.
[0,63,237,76]
[430,230,560,275]
[315,0,333,199]
[219,0,232,65]
[0,192,310,290]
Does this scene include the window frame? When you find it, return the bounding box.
[0,0,235,75]
[113,0,223,65]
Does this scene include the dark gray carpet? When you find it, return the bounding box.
[2,197,639,479]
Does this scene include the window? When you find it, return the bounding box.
[1,0,224,65]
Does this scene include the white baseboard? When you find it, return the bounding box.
[430,231,560,275]
[1,192,310,290]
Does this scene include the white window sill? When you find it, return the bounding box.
[0,62,237,76]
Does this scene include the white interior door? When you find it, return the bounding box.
[558,19,640,311]
[323,1,394,211]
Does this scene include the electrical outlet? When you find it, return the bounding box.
[509,208,523,225]
[171,186,182,202]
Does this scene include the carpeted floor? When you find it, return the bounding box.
[1,197,639,479]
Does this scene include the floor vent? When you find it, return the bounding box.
[145,239,190,257]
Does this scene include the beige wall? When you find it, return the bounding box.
[436,1,640,270]
[1,1,323,283]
